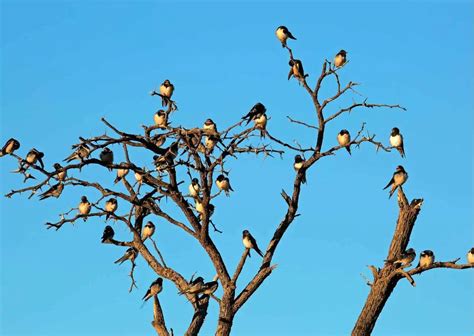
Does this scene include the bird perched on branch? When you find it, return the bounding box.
[203,118,218,135]
[158,80,174,107]
[0,138,20,157]
[105,198,118,220]
[26,148,45,169]
[334,50,348,68]
[141,221,155,241]
[216,174,234,196]
[64,144,90,163]
[39,182,64,200]
[337,129,351,155]
[254,113,268,137]
[134,171,143,185]
[201,276,219,295]
[242,103,266,125]
[189,178,200,198]
[389,127,405,158]
[114,163,129,184]
[101,225,115,243]
[179,276,204,295]
[143,278,163,301]
[385,248,416,268]
[53,163,67,181]
[383,165,408,198]
[114,247,138,265]
[288,59,308,81]
[242,230,264,257]
[78,196,91,221]
[154,110,168,129]
[204,135,219,154]
[417,250,435,268]
[275,26,296,48]
[294,155,306,184]
[153,142,179,172]
[100,147,114,170]
[467,248,474,264]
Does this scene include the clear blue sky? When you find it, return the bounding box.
[1,1,473,335]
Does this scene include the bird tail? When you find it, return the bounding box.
[0,151,4,157]
[114,256,126,264]
[398,147,406,158]
[38,194,48,201]
[255,248,264,258]
[346,146,351,155]
[114,176,120,184]
[288,69,293,80]
[388,186,397,199]
[302,171,307,184]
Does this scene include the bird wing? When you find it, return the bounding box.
[383,176,394,190]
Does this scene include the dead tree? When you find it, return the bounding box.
[2,30,472,336]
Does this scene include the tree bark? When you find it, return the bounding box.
[215,290,235,336]
[185,296,209,336]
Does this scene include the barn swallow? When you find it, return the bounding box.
[337,129,351,155]
[189,178,200,198]
[467,248,474,264]
[101,225,115,243]
[26,148,45,169]
[39,183,64,200]
[294,155,306,184]
[383,165,408,198]
[254,113,268,137]
[242,103,266,125]
[114,163,129,184]
[154,143,179,172]
[143,278,163,301]
[334,50,347,68]
[242,230,264,257]
[53,163,67,181]
[134,171,143,185]
[158,80,174,107]
[100,147,114,170]
[203,119,217,135]
[114,247,138,265]
[154,110,168,129]
[204,135,218,154]
[216,174,234,196]
[389,127,405,158]
[0,138,20,157]
[78,195,91,221]
[386,248,416,268]
[417,250,435,268]
[180,276,204,295]
[141,221,155,241]
[275,26,296,48]
[288,59,308,81]
[195,200,214,219]
[201,279,219,295]
[105,198,118,220]
[64,144,90,163]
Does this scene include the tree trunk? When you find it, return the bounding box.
[215,291,235,336]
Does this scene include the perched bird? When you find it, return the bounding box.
[64,144,90,163]
[203,119,217,134]
[141,221,155,241]
[216,174,234,196]
[154,142,180,172]
[143,278,163,301]
[105,198,118,220]
[101,225,115,243]
[242,230,264,257]
[26,148,45,169]
[201,277,219,295]
[386,248,416,268]
[154,110,168,128]
[334,50,348,68]
[288,59,307,81]
[100,147,114,170]
[418,250,435,268]
[78,196,91,221]
[195,200,214,219]
[53,163,67,181]
[254,113,268,137]
[389,127,405,158]
[383,165,408,198]
[337,129,351,155]
[180,276,204,295]
[467,248,474,264]
[242,103,266,125]
[188,178,200,198]
[294,155,306,184]
[204,135,218,154]
[114,247,138,265]
[134,171,143,185]
[114,163,129,184]
[39,183,64,200]
[0,138,20,157]
[159,80,174,107]
[275,26,296,47]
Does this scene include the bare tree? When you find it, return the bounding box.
[2,29,472,336]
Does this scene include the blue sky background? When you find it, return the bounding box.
[1,1,473,335]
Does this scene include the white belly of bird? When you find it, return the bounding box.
[276,29,286,42]
[154,114,167,127]
[205,137,215,149]
[294,162,303,170]
[135,172,143,182]
[195,201,204,214]
[334,55,344,67]
[217,180,229,191]
[254,115,267,128]
[142,227,154,240]
[243,237,253,249]
[189,185,198,197]
[151,284,162,296]
[56,171,67,181]
[337,133,350,146]
[5,142,15,153]
[419,255,434,267]
[468,252,474,264]
[118,169,129,178]
[160,85,173,97]
[79,203,91,215]
[390,135,402,147]
[393,172,407,187]
[26,154,36,164]
[106,203,117,212]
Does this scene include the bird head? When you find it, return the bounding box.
[81,196,88,203]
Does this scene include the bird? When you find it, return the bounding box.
[39,183,64,200]
[114,247,138,265]
[294,155,306,184]
[201,276,219,295]
[143,278,163,301]
[242,103,266,125]
[141,221,155,241]
[195,199,205,215]
[275,26,296,47]
[114,163,129,184]
[383,165,408,198]
[188,178,200,198]
[242,230,264,257]
[105,198,118,220]
[203,118,218,135]
[78,196,91,221]
[337,129,351,155]
[100,147,114,170]
[389,127,405,158]
[204,135,218,154]
[334,50,348,68]
[154,142,180,172]
[101,225,115,243]
[386,248,416,268]
[417,250,435,268]
[159,80,174,107]
[153,135,166,148]
[467,248,474,264]
[0,138,20,157]
[254,113,268,137]
[26,148,45,169]
[288,59,308,81]
[154,110,168,129]
[134,171,143,185]
[180,276,205,295]
[216,174,234,196]
[53,163,67,181]
[64,144,90,163]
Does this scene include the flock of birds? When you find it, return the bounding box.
[1,25,473,303]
